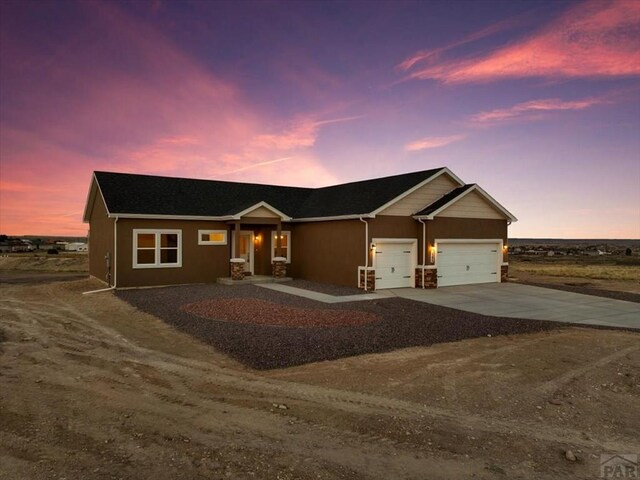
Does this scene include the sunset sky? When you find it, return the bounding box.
[1,0,638,238]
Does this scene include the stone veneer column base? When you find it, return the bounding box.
[359,269,375,291]
[272,257,287,278]
[415,267,437,288]
[230,258,246,281]
[501,264,509,282]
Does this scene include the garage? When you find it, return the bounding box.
[436,240,501,287]
[374,239,416,289]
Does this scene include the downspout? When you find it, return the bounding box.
[113,216,118,288]
[417,218,426,289]
[359,217,369,291]
[83,216,118,295]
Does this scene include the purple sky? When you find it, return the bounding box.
[1,0,639,237]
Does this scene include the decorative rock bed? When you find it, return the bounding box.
[118,282,563,370]
[182,298,380,327]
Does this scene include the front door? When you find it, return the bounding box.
[232,231,254,274]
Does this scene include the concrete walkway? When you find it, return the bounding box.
[257,283,393,304]
[390,283,640,330]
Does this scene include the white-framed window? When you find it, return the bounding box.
[198,229,227,245]
[271,230,291,263]
[133,229,182,268]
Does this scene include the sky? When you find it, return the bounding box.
[0,0,639,238]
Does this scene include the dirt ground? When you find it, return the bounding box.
[1,277,639,480]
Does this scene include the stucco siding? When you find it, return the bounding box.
[379,174,458,216]
[427,217,508,263]
[289,220,364,287]
[438,190,506,219]
[242,205,280,218]
[88,190,114,284]
[116,219,231,288]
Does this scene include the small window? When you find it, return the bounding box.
[198,229,227,245]
[271,230,291,263]
[133,229,182,268]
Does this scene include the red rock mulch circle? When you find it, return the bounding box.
[182,298,380,327]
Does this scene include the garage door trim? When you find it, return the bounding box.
[372,238,417,289]
[435,238,503,288]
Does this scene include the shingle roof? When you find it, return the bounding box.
[413,184,475,217]
[93,168,446,219]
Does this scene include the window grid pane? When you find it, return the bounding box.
[137,234,155,248]
[137,249,155,264]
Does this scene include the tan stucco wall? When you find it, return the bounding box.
[438,190,506,219]
[379,173,459,216]
[88,191,114,284]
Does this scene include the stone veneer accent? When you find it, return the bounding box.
[359,269,375,291]
[272,257,287,278]
[230,258,245,281]
[501,264,508,282]
[415,267,437,288]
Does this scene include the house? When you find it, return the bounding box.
[65,242,88,252]
[82,167,517,290]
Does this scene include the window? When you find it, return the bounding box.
[198,229,227,245]
[271,230,291,263]
[133,229,182,268]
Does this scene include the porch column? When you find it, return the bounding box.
[272,220,286,278]
[230,220,245,280]
[234,220,241,258]
[276,220,282,258]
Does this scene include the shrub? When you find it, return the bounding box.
[47,248,59,254]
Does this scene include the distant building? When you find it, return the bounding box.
[65,242,88,252]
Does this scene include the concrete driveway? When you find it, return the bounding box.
[392,283,640,330]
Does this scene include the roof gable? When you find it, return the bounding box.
[414,184,517,222]
[377,170,461,216]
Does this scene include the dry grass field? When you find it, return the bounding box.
[510,255,640,295]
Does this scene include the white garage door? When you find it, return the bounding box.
[375,241,415,289]
[437,242,500,287]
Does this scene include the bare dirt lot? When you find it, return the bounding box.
[1,277,639,480]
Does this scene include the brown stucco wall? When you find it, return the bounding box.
[88,191,114,285]
[289,219,365,287]
[369,216,424,264]
[107,215,508,289]
[427,217,509,264]
[288,216,426,287]
[115,219,231,288]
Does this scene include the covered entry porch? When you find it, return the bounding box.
[222,202,291,282]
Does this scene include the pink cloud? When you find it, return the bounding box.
[0,2,353,235]
[398,13,532,71]
[403,1,640,83]
[405,135,465,152]
[470,96,608,123]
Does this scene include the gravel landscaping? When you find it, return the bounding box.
[118,283,564,369]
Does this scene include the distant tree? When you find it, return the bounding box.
[33,238,42,250]
[626,248,632,256]
[0,234,8,242]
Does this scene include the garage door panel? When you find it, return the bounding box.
[375,241,415,289]
[437,241,500,287]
